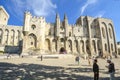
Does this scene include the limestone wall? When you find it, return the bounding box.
[0,25,22,46]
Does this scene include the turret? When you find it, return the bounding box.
[55,13,60,36]
[0,6,9,25]
[23,11,31,35]
[63,14,69,37]
[64,14,68,21]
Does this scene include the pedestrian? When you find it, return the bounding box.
[7,54,11,59]
[88,57,91,66]
[106,59,115,80]
[75,56,80,65]
[41,55,43,61]
[93,59,99,80]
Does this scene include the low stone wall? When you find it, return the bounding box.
[4,46,21,54]
[37,54,75,59]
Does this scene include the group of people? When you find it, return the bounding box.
[75,56,115,80]
[93,59,115,80]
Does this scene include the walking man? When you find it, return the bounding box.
[41,55,43,61]
[93,59,99,80]
[88,57,91,66]
[106,59,115,80]
[75,56,80,65]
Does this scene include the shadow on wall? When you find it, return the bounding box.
[0,62,120,80]
[118,49,120,55]
[4,46,20,54]
[4,40,23,54]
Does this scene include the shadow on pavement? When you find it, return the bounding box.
[0,62,120,80]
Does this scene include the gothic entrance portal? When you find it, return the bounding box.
[28,33,37,49]
[59,38,66,54]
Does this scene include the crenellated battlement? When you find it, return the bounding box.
[32,16,45,20]
[30,16,45,23]
[25,11,45,23]
[25,11,31,15]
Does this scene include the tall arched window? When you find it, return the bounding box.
[108,24,113,39]
[52,39,57,51]
[68,40,72,52]
[102,27,106,38]
[31,24,36,30]
[109,28,112,38]
[45,39,51,51]
[102,22,107,39]
[74,40,78,52]
[0,29,3,44]
[86,40,90,55]
[105,44,107,51]
[80,40,84,52]
[17,30,20,45]
[11,30,15,45]
[5,29,9,44]
[69,32,71,36]
[97,40,101,50]
[92,40,96,52]
[111,44,113,51]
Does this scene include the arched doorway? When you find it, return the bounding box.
[59,47,66,54]
[45,39,51,52]
[28,33,37,49]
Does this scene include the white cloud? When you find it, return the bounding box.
[80,0,98,15]
[26,0,57,16]
[95,11,105,18]
[9,0,57,17]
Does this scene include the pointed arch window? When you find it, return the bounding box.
[31,24,36,30]
[0,29,3,44]
[69,32,71,36]
[102,27,106,38]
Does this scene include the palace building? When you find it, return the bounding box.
[0,6,118,57]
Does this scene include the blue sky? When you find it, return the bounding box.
[0,0,120,42]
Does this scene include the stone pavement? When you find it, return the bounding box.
[0,54,120,80]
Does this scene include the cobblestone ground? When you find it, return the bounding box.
[0,55,120,80]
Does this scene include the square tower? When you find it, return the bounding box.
[0,6,9,25]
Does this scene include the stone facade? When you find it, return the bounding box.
[117,42,120,55]
[0,6,118,57]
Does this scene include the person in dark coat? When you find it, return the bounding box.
[75,56,80,65]
[93,59,99,80]
[106,59,115,80]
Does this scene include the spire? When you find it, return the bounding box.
[64,13,67,20]
[56,13,59,19]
